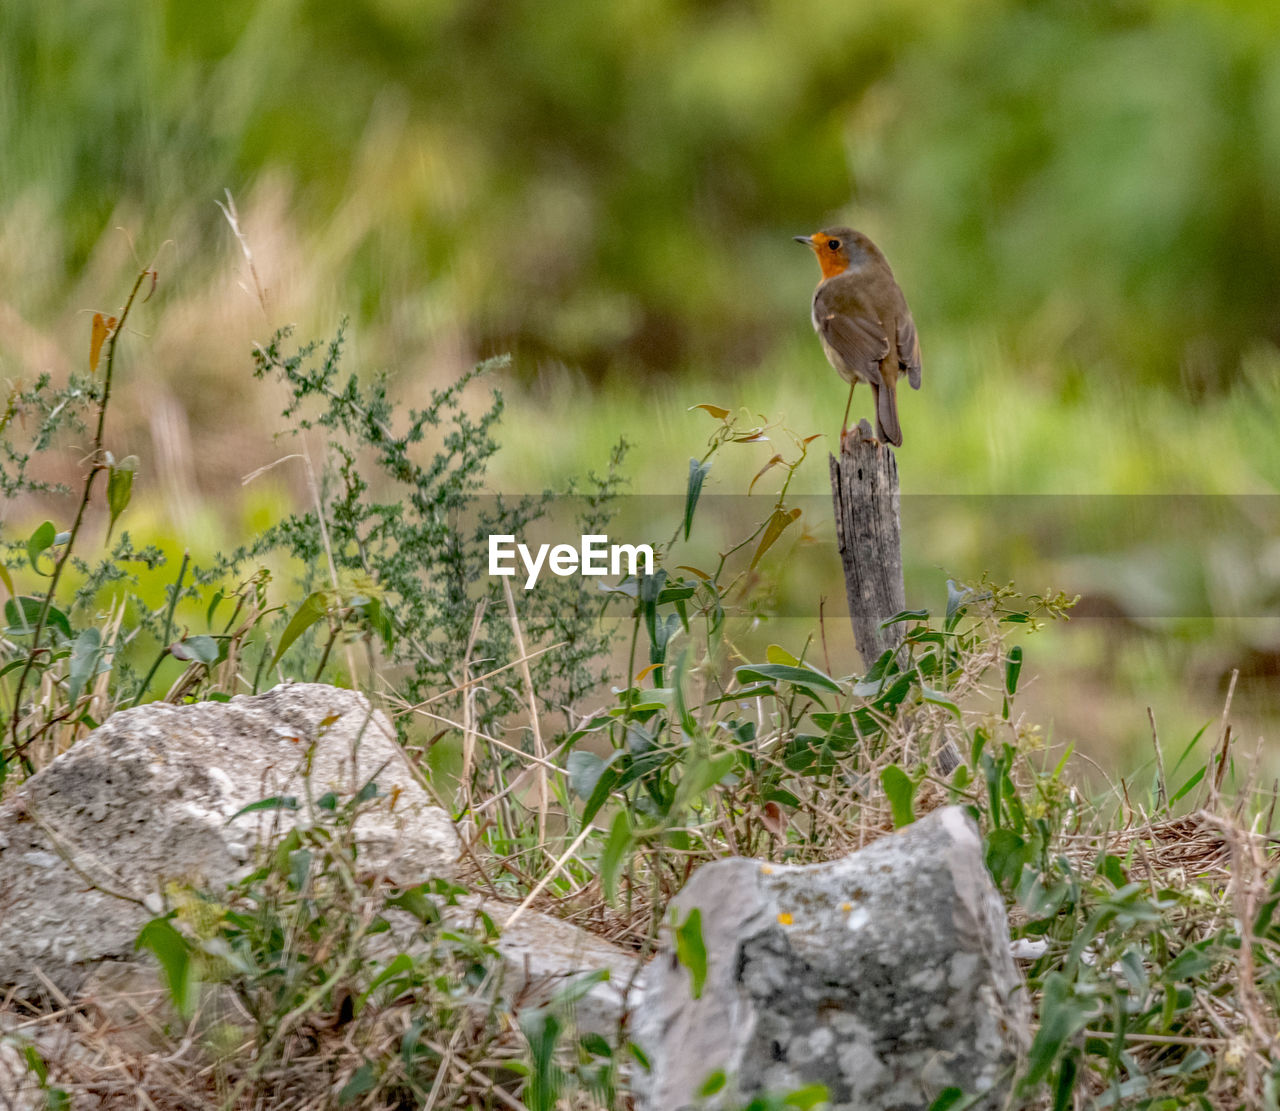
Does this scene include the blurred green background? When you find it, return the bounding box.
[3,0,1279,774]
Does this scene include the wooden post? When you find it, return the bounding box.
[830,425,960,773]
[828,421,906,668]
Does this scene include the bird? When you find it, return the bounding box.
[794,227,921,448]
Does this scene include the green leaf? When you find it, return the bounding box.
[170,635,219,665]
[697,1070,727,1098]
[26,521,56,576]
[670,750,736,814]
[206,588,225,628]
[1164,940,1214,981]
[581,761,624,825]
[873,671,915,712]
[734,663,842,698]
[366,953,415,1000]
[226,795,299,822]
[549,968,610,1010]
[881,764,917,827]
[1252,870,1280,937]
[1005,645,1023,695]
[105,456,138,542]
[567,750,604,798]
[1051,1055,1077,1111]
[67,627,102,706]
[1169,767,1205,805]
[919,683,962,719]
[783,1085,832,1109]
[288,847,312,890]
[880,608,929,627]
[385,885,441,925]
[4,596,71,640]
[519,1008,565,1111]
[1021,973,1093,1091]
[601,811,631,902]
[579,1032,613,1058]
[750,506,801,569]
[0,561,14,598]
[135,917,195,1018]
[684,458,711,540]
[338,1063,376,1104]
[986,828,1032,888]
[673,907,708,999]
[270,591,330,670]
[22,1045,48,1085]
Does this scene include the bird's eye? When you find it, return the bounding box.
[827,239,841,251]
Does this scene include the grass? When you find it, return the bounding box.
[1,231,1278,1110]
[4,571,1278,1109]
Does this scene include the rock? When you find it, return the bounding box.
[633,807,1029,1111]
[447,899,645,1036]
[0,684,459,997]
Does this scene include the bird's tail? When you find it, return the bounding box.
[874,382,903,447]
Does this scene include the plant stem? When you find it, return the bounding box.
[131,549,189,706]
[9,266,151,761]
[312,624,338,682]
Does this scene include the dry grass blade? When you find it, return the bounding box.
[502,577,549,848]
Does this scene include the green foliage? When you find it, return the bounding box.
[136,783,511,1106]
[0,278,621,786]
[228,322,623,723]
[9,0,1279,388]
[673,907,708,1000]
[4,272,1278,1108]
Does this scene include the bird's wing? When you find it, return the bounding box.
[897,312,922,390]
[814,288,889,386]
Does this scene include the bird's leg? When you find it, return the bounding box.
[839,379,857,452]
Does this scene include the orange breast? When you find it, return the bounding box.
[818,253,849,280]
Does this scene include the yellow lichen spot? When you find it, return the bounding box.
[840,902,853,913]
[777,912,794,926]
[760,864,774,874]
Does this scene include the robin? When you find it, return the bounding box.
[794,227,921,448]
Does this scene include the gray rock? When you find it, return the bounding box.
[0,684,459,996]
[446,898,645,1036]
[634,807,1029,1111]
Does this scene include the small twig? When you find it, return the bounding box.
[471,733,580,815]
[1081,1028,1225,1048]
[390,641,565,718]
[460,599,486,817]
[408,708,562,773]
[24,795,149,908]
[419,1038,528,1111]
[423,967,497,1111]
[502,821,595,931]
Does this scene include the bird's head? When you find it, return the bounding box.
[793,227,860,280]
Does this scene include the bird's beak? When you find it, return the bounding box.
[793,235,815,247]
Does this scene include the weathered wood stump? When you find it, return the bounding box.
[828,420,906,667]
